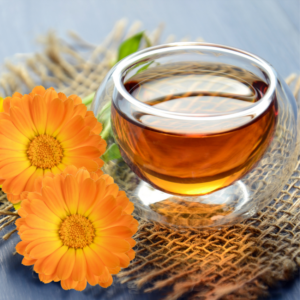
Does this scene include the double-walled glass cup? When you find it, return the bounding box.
[92,43,299,227]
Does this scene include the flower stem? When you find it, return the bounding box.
[82,92,95,106]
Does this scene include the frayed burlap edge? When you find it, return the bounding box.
[0,20,300,300]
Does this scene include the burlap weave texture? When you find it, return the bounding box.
[0,20,300,299]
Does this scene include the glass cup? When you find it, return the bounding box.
[92,43,299,227]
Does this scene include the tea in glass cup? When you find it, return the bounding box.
[112,62,277,195]
[92,43,298,227]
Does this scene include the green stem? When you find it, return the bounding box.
[101,119,112,140]
[100,101,112,112]
[82,92,95,106]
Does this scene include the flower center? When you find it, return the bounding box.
[27,135,63,169]
[59,215,95,249]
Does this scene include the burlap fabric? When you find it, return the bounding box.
[0,20,300,300]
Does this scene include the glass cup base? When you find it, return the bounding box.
[133,179,253,228]
[104,160,259,228]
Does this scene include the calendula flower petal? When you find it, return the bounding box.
[104,183,119,198]
[22,257,36,266]
[107,266,121,275]
[89,243,120,268]
[24,168,44,193]
[77,178,96,216]
[94,237,130,253]
[86,263,100,286]
[3,97,10,113]
[41,186,68,219]
[25,214,59,231]
[66,146,101,159]
[126,249,136,261]
[43,87,58,106]
[74,279,87,291]
[29,240,62,259]
[31,94,47,135]
[41,245,68,275]
[8,166,36,195]
[71,249,87,282]
[83,246,105,277]
[39,273,55,284]
[124,201,134,215]
[33,258,46,273]
[0,149,26,160]
[61,277,78,290]
[0,161,31,179]
[0,87,106,203]
[68,94,82,105]
[97,267,111,284]
[99,272,113,288]
[87,195,116,221]
[73,106,87,121]
[45,98,64,135]
[58,92,67,101]
[61,127,90,149]
[16,241,30,255]
[75,168,91,186]
[0,119,29,144]
[29,199,61,224]
[93,206,123,228]
[30,86,46,97]
[56,115,85,142]
[56,248,76,280]
[25,237,59,255]
[21,229,59,241]
[125,238,137,248]
[62,156,98,172]
[92,122,103,135]
[97,226,133,238]
[63,175,79,214]
[16,166,137,291]
[10,106,37,139]
[114,253,130,268]
[0,134,27,151]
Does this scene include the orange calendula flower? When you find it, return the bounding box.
[16,166,137,291]
[0,86,106,203]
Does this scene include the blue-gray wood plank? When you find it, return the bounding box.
[0,0,299,299]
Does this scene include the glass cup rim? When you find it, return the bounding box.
[112,42,277,121]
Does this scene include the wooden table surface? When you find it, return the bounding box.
[0,0,299,299]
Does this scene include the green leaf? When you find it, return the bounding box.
[82,31,152,112]
[81,32,153,164]
[117,31,145,62]
[102,143,122,162]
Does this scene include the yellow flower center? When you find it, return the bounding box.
[59,215,95,249]
[27,135,63,169]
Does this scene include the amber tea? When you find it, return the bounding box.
[112,62,278,195]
